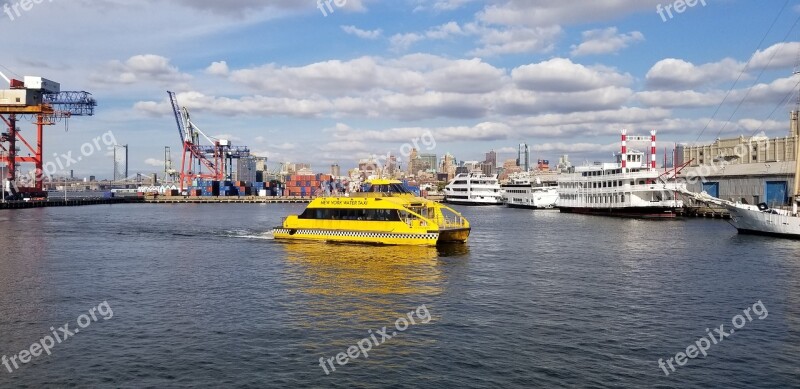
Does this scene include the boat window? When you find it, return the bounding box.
[368,183,412,194]
[299,208,402,221]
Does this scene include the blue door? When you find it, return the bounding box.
[765,181,788,206]
[702,182,719,198]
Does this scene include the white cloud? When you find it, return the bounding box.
[390,33,426,51]
[341,25,383,40]
[477,0,664,27]
[645,58,743,90]
[749,42,800,70]
[90,54,191,86]
[512,58,632,92]
[206,61,230,76]
[467,24,562,56]
[570,27,644,57]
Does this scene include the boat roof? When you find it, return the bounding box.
[306,195,431,209]
[367,179,407,185]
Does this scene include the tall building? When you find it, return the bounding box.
[485,150,497,168]
[441,153,456,180]
[517,143,531,172]
[419,154,438,173]
[557,155,573,172]
[330,163,341,177]
[359,158,378,178]
[479,162,495,176]
[386,154,398,177]
[408,148,419,175]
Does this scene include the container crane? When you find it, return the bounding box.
[0,72,96,198]
[167,91,250,191]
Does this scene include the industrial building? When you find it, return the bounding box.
[679,111,798,207]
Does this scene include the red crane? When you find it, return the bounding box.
[0,72,96,199]
[167,91,250,191]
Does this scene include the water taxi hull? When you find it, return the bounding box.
[273,228,469,246]
[437,228,471,243]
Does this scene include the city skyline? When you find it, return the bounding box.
[2,1,799,179]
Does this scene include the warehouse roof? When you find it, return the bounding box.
[679,161,795,178]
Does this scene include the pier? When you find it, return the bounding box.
[144,196,312,204]
[678,206,731,219]
[0,197,136,210]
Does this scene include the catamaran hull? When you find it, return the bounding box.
[437,228,471,243]
[558,207,679,219]
[273,228,470,245]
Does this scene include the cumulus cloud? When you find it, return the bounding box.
[467,24,562,56]
[749,42,800,70]
[570,27,644,57]
[341,25,382,40]
[206,61,230,76]
[645,58,743,90]
[512,58,632,92]
[477,0,664,27]
[390,33,425,51]
[90,54,191,86]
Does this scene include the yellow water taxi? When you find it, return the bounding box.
[273,179,470,246]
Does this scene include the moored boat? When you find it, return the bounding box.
[557,130,686,218]
[501,172,559,209]
[444,173,503,205]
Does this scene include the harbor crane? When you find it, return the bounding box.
[0,71,96,198]
[167,91,250,191]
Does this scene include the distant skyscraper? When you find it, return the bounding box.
[419,154,438,173]
[441,153,456,180]
[408,148,419,175]
[517,143,530,172]
[480,162,495,176]
[485,150,497,168]
[331,163,341,177]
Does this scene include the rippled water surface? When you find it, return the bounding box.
[0,204,798,388]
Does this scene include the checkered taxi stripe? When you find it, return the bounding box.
[274,229,439,241]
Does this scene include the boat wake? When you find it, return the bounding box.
[224,229,275,240]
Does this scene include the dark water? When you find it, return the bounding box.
[0,204,798,388]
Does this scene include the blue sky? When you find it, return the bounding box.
[2,0,800,178]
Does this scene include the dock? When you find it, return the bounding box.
[144,196,312,204]
[678,206,731,219]
[0,197,137,210]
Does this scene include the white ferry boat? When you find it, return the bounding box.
[444,173,503,205]
[557,130,686,218]
[501,172,559,209]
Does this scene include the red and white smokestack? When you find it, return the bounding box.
[621,129,628,169]
[650,130,657,169]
